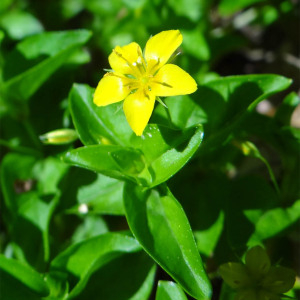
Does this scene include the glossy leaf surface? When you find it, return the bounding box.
[124,183,212,300]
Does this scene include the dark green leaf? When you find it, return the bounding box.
[0,154,68,266]
[50,233,144,298]
[0,255,49,299]
[72,252,156,300]
[124,183,212,299]
[60,169,125,215]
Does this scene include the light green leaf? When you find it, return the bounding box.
[0,10,43,40]
[167,0,209,21]
[124,183,212,300]
[219,0,265,16]
[155,281,188,300]
[181,29,210,60]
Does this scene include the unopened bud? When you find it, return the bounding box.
[40,129,78,145]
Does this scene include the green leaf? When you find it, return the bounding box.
[72,253,156,300]
[247,199,300,245]
[194,74,291,153]
[2,30,91,102]
[60,169,125,215]
[71,215,109,243]
[156,75,291,134]
[63,124,203,187]
[63,144,146,183]
[124,183,212,300]
[0,255,49,299]
[225,176,300,248]
[49,233,147,298]
[275,92,300,126]
[181,29,210,61]
[0,10,43,40]
[68,83,133,146]
[167,0,209,21]
[155,281,188,300]
[168,171,227,257]
[0,154,68,266]
[218,0,265,16]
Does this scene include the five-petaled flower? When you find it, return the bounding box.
[93,30,197,136]
[219,246,296,300]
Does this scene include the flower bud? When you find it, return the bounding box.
[40,129,78,145]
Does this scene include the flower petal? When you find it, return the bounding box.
[219,262,252,289]
[145,30,182,70]
[245,246,271,279]
[151,64,197,97]
[123,90,155,136]
[93,74,129,106]
[109,42,142,76]
[261,266,296,293]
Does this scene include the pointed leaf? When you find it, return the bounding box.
[124,183,212,300]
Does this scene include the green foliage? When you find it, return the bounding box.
[0,0,299,299]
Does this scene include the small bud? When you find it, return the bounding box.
[40,129,78,145]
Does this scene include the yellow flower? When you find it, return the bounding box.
[93,30,197,136]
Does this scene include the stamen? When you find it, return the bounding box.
[149,58,160,74]
[137,46,147,70]
[143,89,150,100]
[113,49,140,75]
[153,81,173,88]
[167,51,181,64]
[107,73,127,80]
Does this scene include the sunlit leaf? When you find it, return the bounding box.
[124,183,212,300]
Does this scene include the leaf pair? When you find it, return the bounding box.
[65,83,204,188]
